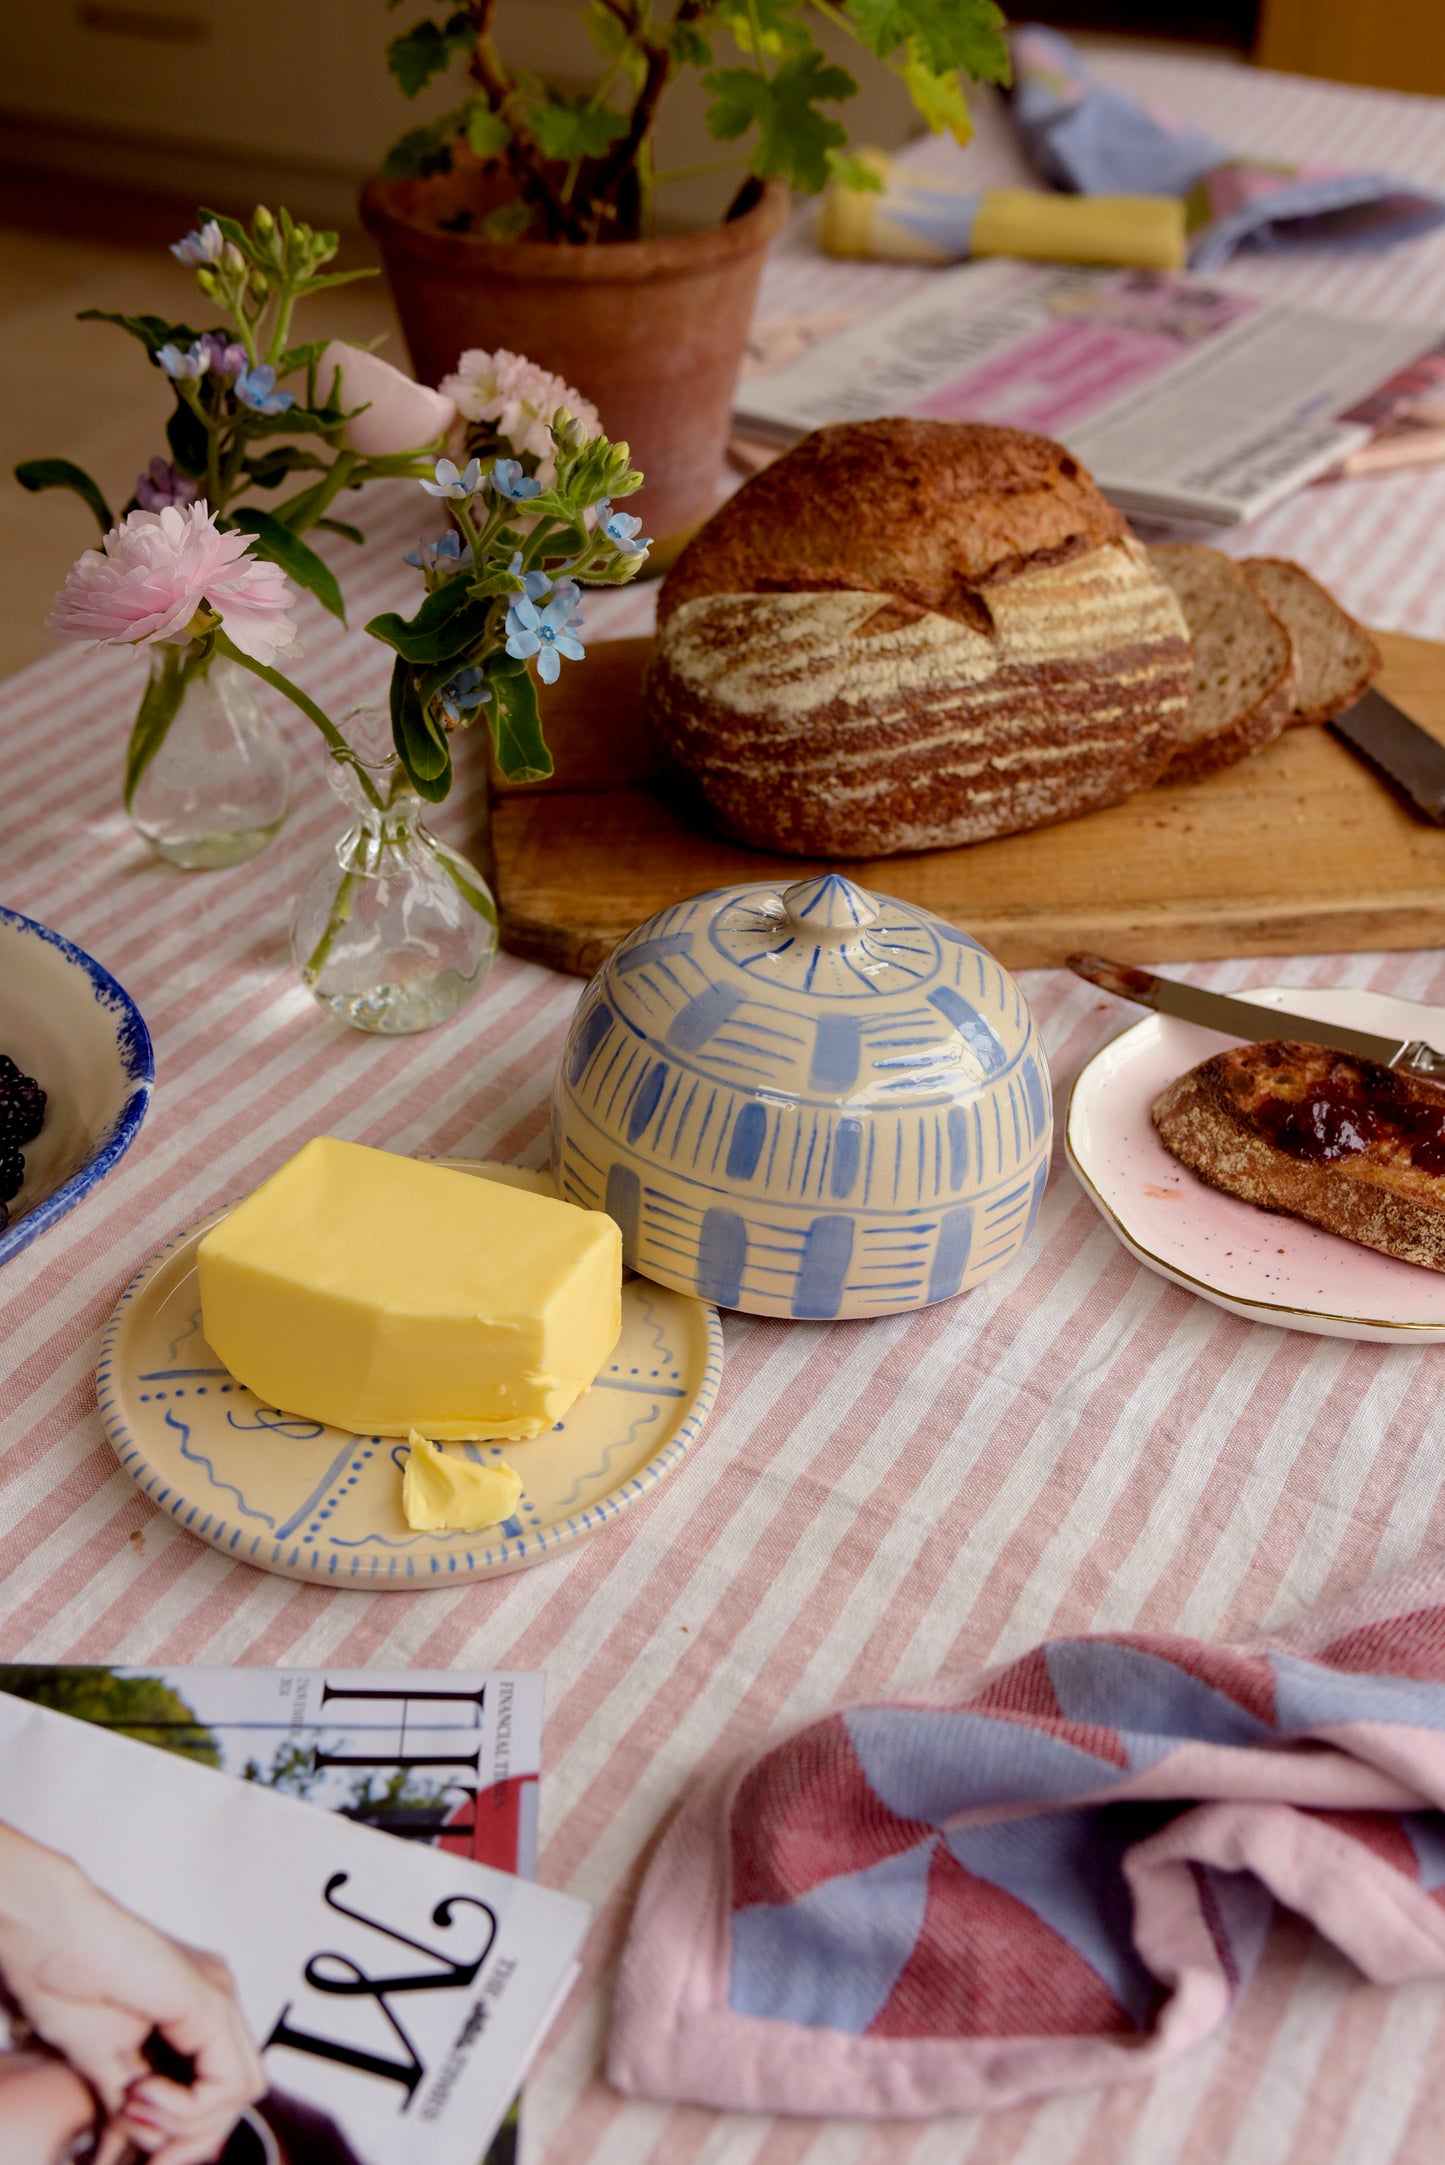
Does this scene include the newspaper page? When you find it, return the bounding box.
[735,260,1439,526]
[0,1675,579,2165]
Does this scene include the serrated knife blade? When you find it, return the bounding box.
[1068,953,1445,1079]
[1328,686,1445,822]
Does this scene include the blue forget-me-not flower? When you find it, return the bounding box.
[505,579,584,685]
[436,665,489,726]
[491,458,542,502]
[421,457,483,500]
[234,365,296,415]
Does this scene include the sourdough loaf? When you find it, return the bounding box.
[647,420,1192,858]
[1238,557,1382,725]
[1153,1040,1445,1272]
[1147,544,1295,781]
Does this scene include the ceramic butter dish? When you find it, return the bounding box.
[552,873,1052,1320]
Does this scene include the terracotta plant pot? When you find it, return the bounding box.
[359,172,790,561]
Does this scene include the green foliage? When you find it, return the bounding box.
[485,655,552,783]
[13,459,112,537]
[227,507,346,622]
[844,0,1011,79]
[376,0,1013,242]
[388,10,474,97]
[705,51,858,193]
[528,94,629,163]
[0,1667,223,1768]
[76,308,213,358]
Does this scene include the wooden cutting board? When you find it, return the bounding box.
[492,630,1445,979]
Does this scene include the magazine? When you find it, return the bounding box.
[734,259,1441,526]
[0,1670,582,2165]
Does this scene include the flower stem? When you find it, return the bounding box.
[212,630,386,809]
[300,865,359,981]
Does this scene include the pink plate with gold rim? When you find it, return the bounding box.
[1066,984,1445,1342]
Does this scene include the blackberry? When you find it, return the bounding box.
[0,1148,23,1203]
[0,1056,45,1148]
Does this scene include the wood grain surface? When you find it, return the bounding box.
[492,629,1445,979]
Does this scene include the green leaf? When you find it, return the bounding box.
[367,577,491,665]
[166,396,209,480]
[465,102,512,160]
[704,52,858,195]
[227,507,346,622]
[587,0,652,84]
[77,308,213,359]
[275,339,330,379]
[717,0,810,57]
[827,148,886,192]
[903,53,974,143]
[13,458,112,537]
[527,94,628,163]
[483,200,535,241]
[485,655,553,784]
[391,659,452,800]
[241,445,329,489]
[300,267,381,297]
[382,115,464,181]
[316,517,365,544]
[843,0,1010,82]
[389,20,449,96]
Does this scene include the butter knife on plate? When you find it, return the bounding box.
[1068,953,1445,1079]
[1328,684,1445,822]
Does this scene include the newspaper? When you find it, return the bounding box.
[734,260,1441,527]
[0,1668,578,2165]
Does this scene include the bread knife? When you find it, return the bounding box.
[1068,953,1445,1079]
[1328,686,1445,823]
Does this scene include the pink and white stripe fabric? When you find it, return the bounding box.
[4,49,1445,2165]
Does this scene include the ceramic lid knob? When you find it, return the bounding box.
[780,873,880,937]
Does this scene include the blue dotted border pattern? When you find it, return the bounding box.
[96,1214,726,1588]
[0,904,155,1271]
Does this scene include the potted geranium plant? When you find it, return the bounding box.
[362,0,1010,557]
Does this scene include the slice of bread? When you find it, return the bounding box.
[1147,544,1296,783]
[1152,1039,1445,1272]
[1239,556,1382,725]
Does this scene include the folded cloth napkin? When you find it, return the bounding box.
[1011,23,1445,270]
[609,1556,1445,2118]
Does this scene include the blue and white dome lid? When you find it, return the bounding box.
[593,873,1036,1109]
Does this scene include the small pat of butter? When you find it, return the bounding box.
[402,1433,523,1532]
[196,1137,622,1438]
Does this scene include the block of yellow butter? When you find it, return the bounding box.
[402,1433,522,1532]
[197,1137,622,1439]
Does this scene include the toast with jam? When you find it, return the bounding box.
[1152,1040,1445,1272]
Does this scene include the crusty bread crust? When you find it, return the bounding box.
[1148,544,1296,782]
[657,418,1128,627]
[1152,1041,1445,1273]
[1239,556,1383,725]
[647,536,1191,858]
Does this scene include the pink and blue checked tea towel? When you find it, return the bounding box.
[609,1559,1445,2117]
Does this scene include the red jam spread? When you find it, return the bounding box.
[1249,1058,1445,1172]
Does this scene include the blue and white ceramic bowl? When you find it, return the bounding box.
[552,874,1052,1321]
[0,905,154,1268]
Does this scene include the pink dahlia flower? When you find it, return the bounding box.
[46,503,297,667]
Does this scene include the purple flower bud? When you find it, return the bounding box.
[134,457,201,512]
[199,332,248,380]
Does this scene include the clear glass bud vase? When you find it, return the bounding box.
[291,707,497,1035]
[127,643,289,869]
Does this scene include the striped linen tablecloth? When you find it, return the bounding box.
[6,46,1445,2165]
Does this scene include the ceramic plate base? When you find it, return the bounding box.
[98,1161,723,1585]
[1067,985,1445,1341]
